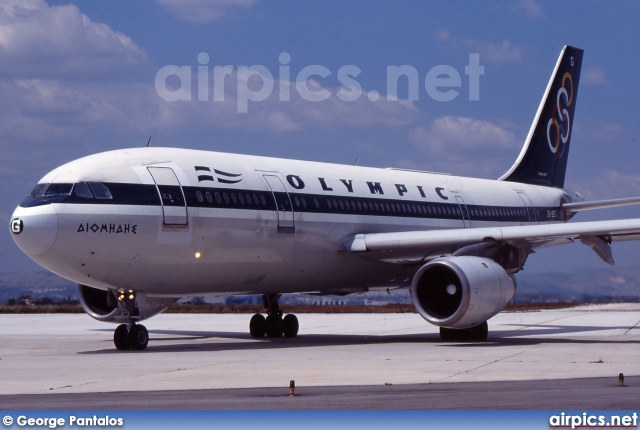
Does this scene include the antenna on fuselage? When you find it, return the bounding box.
[146,136,152,147]
[353,157,358,166]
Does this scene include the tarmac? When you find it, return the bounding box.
[1,303,639,409]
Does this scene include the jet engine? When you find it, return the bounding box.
[78,284,175,323]
[410,256,516,329]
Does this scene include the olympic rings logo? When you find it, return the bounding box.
[546,71,574,159]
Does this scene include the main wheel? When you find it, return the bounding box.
[129,324,149,350]
[282,314,299,338]
[265,314,283,338]
[249,313,267,338]
[440,322,488,342]
[114,324,129,350]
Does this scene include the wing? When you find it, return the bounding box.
[342,218,640,266]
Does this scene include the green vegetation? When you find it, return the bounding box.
[0,304,83,314]
[0,300,592,315]
[164,303,417,314]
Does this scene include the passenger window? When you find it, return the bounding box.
[196,191,204,203]
[206,192,213,203]
[73,182,93,198]
[88,182,112,199]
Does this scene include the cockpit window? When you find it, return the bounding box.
[73,182,93,198]
[89,182,113,199]
[43,183,73,197]
[30,183,48,197]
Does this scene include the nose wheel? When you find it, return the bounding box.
[249,294,299,338]
[114,323,149,350]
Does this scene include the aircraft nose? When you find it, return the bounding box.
[10,204,59,257]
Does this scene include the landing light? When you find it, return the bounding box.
[195,252,201,259]
[118,290,135,302]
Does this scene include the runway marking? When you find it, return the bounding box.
[498,313,587,334]
[624,319,640,335]
[435,344,543,383]
[433,312,592,383]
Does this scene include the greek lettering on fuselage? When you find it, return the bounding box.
[77,223,138,234]
[285,174,449,200]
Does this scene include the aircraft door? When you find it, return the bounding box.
[516,191,537,224]
[263,174,295,232]
[148,167,188,225]
[454,195,470,228]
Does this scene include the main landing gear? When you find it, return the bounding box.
[439,321,488,342]
[249,293,299,339]
[112,290,149,351]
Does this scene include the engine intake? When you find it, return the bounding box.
[410,256,515,329]
[78,284,175,323]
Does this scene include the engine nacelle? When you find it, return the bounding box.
[410,256,516,329]
[78,284,175,323]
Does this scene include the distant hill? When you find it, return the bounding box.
[0,272,76,303]
[514,267,640,303]
[1,267,639,305]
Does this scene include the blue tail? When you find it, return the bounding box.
[500,45,583,188]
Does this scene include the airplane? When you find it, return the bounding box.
[10,45,640,350]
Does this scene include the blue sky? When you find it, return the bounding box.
[2,0,640,279]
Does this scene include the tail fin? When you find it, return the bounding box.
[499,45,583,188]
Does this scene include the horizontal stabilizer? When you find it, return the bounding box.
[562,196,640,213]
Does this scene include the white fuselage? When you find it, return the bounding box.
[12,147,567,298]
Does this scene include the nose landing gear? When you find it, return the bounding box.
[249,293,299,339]
[112,290,149,351]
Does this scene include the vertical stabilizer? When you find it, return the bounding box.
[499,45,583,188]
